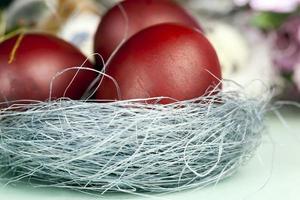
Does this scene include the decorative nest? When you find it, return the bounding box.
[0,87,267,194]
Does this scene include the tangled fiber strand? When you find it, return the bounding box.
[0,90,266,194]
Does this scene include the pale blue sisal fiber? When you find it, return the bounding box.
[0,90,266,194]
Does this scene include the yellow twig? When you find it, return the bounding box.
[8,32,25,64]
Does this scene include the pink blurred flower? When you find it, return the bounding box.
[235,0,300,13]
[272,16,300,72]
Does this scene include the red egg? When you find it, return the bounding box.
[94,0,202,64]
[0,33,96,106]
[96,23,222,104]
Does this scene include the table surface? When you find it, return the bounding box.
[1,109,300,200]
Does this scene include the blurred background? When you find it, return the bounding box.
[0,0,300,101]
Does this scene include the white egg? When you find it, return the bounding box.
[181,0,236,14]
[58,12,100,59]
[206,21,250,79]
[206,21,276,96]
[293,64,300,91]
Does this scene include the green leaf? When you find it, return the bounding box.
[251,12,291,30]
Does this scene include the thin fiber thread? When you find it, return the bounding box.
[0,91,266,194]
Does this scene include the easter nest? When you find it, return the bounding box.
[0,85,267,194]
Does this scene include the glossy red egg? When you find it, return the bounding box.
[0,33,96,106]
[96,23,222,104]
[94,0,202,64]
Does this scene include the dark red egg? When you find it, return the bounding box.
[94,0,202,64]
[0,33,96,106]
[96,23,221,104]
